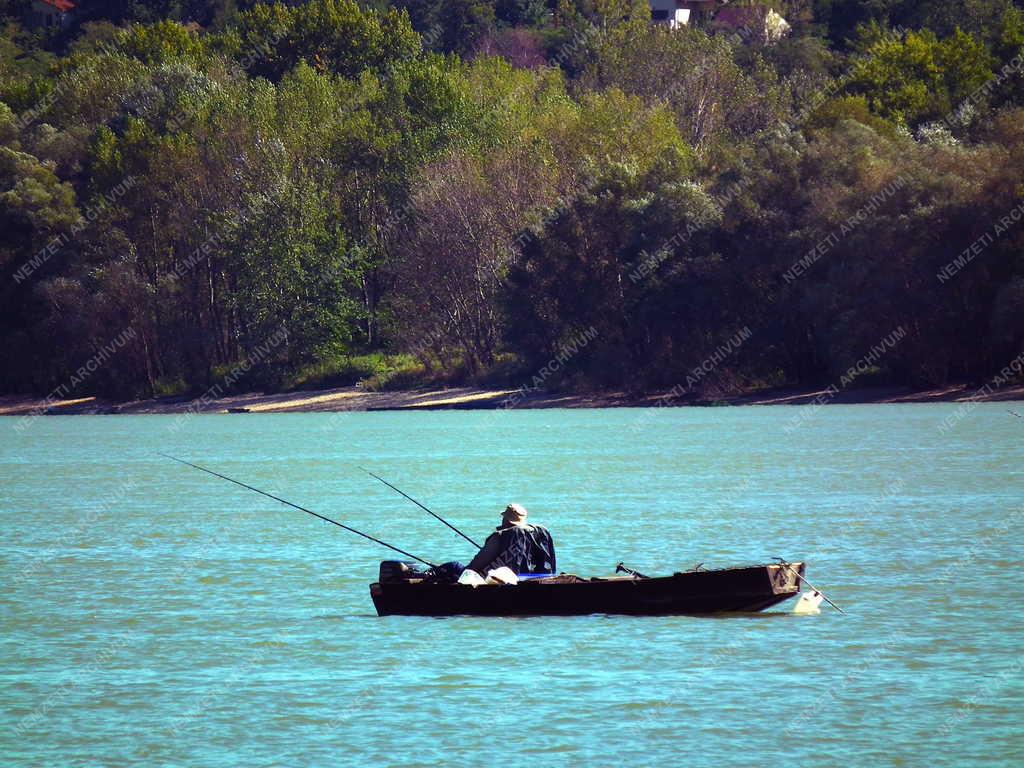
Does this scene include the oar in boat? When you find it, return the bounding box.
[160,453,437,567]
[358,467,481,549]
[773,557,845,614]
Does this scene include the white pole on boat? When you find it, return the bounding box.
[773,558,845,614]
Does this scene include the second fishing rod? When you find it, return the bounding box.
[163,455,479,565]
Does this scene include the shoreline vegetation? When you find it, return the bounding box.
[3,382,1023,416]
[3,2,1024,403]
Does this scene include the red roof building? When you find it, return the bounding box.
[710,5,791,43]
[28,0,77,30]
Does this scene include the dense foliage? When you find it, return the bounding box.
[2,0,1023,398]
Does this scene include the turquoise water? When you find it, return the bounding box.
[2,405,1022,766]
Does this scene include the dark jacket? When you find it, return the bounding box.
[467,524,556,575]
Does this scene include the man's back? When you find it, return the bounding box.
[473,523,556,575]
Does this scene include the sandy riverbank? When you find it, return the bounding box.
[2,382,1023,417]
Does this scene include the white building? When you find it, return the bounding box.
[648,1,790,43]
[648,0,720,29]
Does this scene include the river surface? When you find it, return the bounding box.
[2,405,1022,766]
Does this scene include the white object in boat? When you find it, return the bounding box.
[457,568,485,586]
[485,567,518,585]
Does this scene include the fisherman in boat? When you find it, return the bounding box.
[466,503,556,577]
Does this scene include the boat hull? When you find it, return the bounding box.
[370,562,805,617]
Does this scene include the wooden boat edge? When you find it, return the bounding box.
[369,561,806,617]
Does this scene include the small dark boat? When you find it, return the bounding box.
[370,561,806,616]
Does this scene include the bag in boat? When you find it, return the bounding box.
[378,560,465,584]
[457,568,486,586]
[484,567,518,585]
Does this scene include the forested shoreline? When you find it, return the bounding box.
[2,0,1024,401]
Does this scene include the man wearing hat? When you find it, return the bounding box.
[466,503,557,577]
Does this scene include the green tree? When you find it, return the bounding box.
[225,0,421,80]
[585,24,788,151]
[845,26,996,127]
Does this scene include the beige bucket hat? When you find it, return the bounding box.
[501,503,528,526]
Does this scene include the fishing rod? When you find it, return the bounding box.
[358,467,481,549]
[160,453,437,567]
